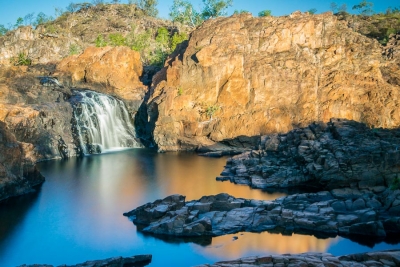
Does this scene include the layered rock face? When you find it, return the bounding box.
[219,118,400,191]
[196,250,400,267]
[124,189,400,241]
[148,12,400,151]
[0,46,146,201]
[0,122,44,201]
[56,46,146,109]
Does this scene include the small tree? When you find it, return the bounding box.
[352,0,374,16]
[0,24,8,36]
[169,0,203,26]
[14,17,24,28]
[330,2,338,13]
[23,13,35,25]
[338,4,347,13]
[134,0,159,17]
[308,8,317,15]
[233,10,249,14]
[258,10,272,17]
[201,0,233,20]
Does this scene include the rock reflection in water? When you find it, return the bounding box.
[194,232,339,260]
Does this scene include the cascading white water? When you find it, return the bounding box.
[72,90,142,155]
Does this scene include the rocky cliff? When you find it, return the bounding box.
[148,12,400,151]
[0,45,146,201]
[0,121,44,202]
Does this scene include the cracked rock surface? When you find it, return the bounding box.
[124,189,400,241]
[218,118,400,191]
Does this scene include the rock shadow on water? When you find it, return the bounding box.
[0,185,42,245]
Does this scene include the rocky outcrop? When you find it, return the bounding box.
[0,121,44,201]
[0,4,190,67]
[196,250,400,267]
[218,118,400,191]
[0,46,147,200]
[18,254,152,267]
[55,46,146,109]
[124,190,400,241]
[148,12,400,151]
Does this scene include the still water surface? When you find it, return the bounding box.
[1,149,400,266]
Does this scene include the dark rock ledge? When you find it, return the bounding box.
[123,189,400,241]
[218,118,400,191]
[18,254,152,267]
[196,250,400,267]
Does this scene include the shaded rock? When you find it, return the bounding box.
[124,191,400,241]
[0,121,44,201]
[195,250,400,267]
[219,119,400,191]
[18,254,152,267]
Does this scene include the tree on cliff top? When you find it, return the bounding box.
[131,0,159,17]
[169,0,203,26]
[352,0,374,16]
[170,0,233,26]
[201,0,233,19]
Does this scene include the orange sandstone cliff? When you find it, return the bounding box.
[147,12,400,151]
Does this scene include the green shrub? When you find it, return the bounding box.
[127,28,152,51]
[156,27,169,47]
[108,33,126,46]
[258,10,272,17]
[69,44,81,55]
[390,176,400,190]
[206,104,219,118]
[95,34,107,47]
[11,52,32,66]
[170,32,188,51]
[0,24,8,36]
[149,48,168,67]
[177,86,183,96]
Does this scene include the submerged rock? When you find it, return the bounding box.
[196,250,400,267]
[219,119,400,191]
[124,191,400,241]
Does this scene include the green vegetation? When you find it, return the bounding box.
[10,52,32,66]
[177,86,183,96]
[170,32,188,51]
[69,44,81,55]
[0,24,8,36]
[390,176,400,190]
[308,8,317,15]
[352,0,374,16]
[233,10,250,15]
[169,0,232,26]
[201,0,233,20]
[169,0,203,26]
[206,104,219,118]
[108,33,126,46]
[132,0,158,17]
[258,10,272,17]
[95,34,107,47]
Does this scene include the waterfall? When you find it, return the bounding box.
[71,90,142,155]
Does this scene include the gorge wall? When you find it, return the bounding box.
[148,12,400,151]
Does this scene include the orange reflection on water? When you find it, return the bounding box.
[194,232,339,260]
[153,153,285,201]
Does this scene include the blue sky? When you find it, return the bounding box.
[0,0,397,27]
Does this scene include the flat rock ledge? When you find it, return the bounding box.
[218,119,400,191]
[123,190,400,241]
[196,250,400,267]
[18,254,152,267]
